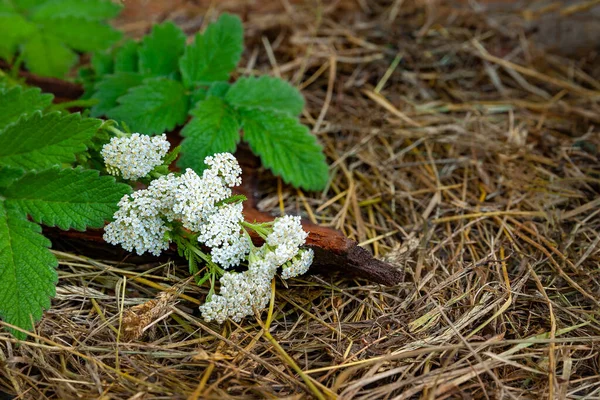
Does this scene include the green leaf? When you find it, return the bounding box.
[0,85,53,131]
[188,82,231,107]
[40,17,122,52]
[10,0,46,13]
[4,167,131,231]
[178,97,240,170]
[0,201,57,340]
[138,22,186,77]
[91,50,114,76]
[90,72,144,116]
[226,76,304,116]
[22,32,78,78]
[30,0,122,21]
[108,77,188,134]
[114,39,138,72]
[0,1,16,12]
[0,111,101,170]
[0,165,24,188]
[206,81,231,99]
[179,13,243,87]
[0,12,36,60]
[77,66,96,99]
[241,109,328,190]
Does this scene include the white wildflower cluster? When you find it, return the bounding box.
[200,217,314,323]
[103,190,171,256]
[171,168,233,232]
[102,137,315,324]
[266,215,309,264]
[199,253,276,323]
[198,202,251,268]
[281,249,314,279]
[101,133,170,180]
[104,152,245,259]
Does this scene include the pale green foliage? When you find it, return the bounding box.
[0,111,101,169]
[179,97,241,170]
[0,85,53,130]
[0,202,58,340]
[86,13,329,191]
[0,85,131,339]
[225,76,305,116]
[138,22,186,77]
[91,72,144,116]
[0,0,122,77]
[241,109,329,191]
[108,77,188,135]
[4,167,130,230]
[179,13,243,87]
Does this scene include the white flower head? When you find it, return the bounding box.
[199,251,278,323]
[266,215,308,265]
[171,168,232,232]
[101,133,170,180]
[204,152,242,188]
[281,248,314,279]
[103,192,171,256]
[198,202,251,268]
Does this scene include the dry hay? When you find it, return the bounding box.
[1,1,600,399]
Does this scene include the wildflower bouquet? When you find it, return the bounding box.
[101,129,314,323]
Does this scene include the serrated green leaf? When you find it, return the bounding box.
[91,50,114,76]
[190,86,208,105]
[206,81,231,98]
[31,0,122,21]
[0,201,57,339]
[77,66,96,99]
[138,22,186,77]
[40,17,122,52]
[178,97,240,170]
[22,32,78,77]
[10,0,46,12]
[107,77,188,134]
[91,72,144,116]
[0,85,53,130]
[4,167,131,231]
[0,165,24,188]
[0,1,16,12]
[0,12,36,60]
[241,109,328,190]
[114,39,138,72]
[0,111,101,169]
[189,82,231,107]
[226,76,304,116]
[179,13,243,87]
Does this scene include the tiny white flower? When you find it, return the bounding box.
[204,152,242,188]
[198,202,251,268]
[103,192,170,256]
[281,249,314,279]
[199,247,280,323]
[266,215,308,265]
[101,133,170,180]
[172,168,232,232]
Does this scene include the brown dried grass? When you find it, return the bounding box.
[2,1,600,398]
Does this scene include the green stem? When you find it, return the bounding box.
[106,125,128,138]
[241,221,272,240]
[48,98,99,112]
